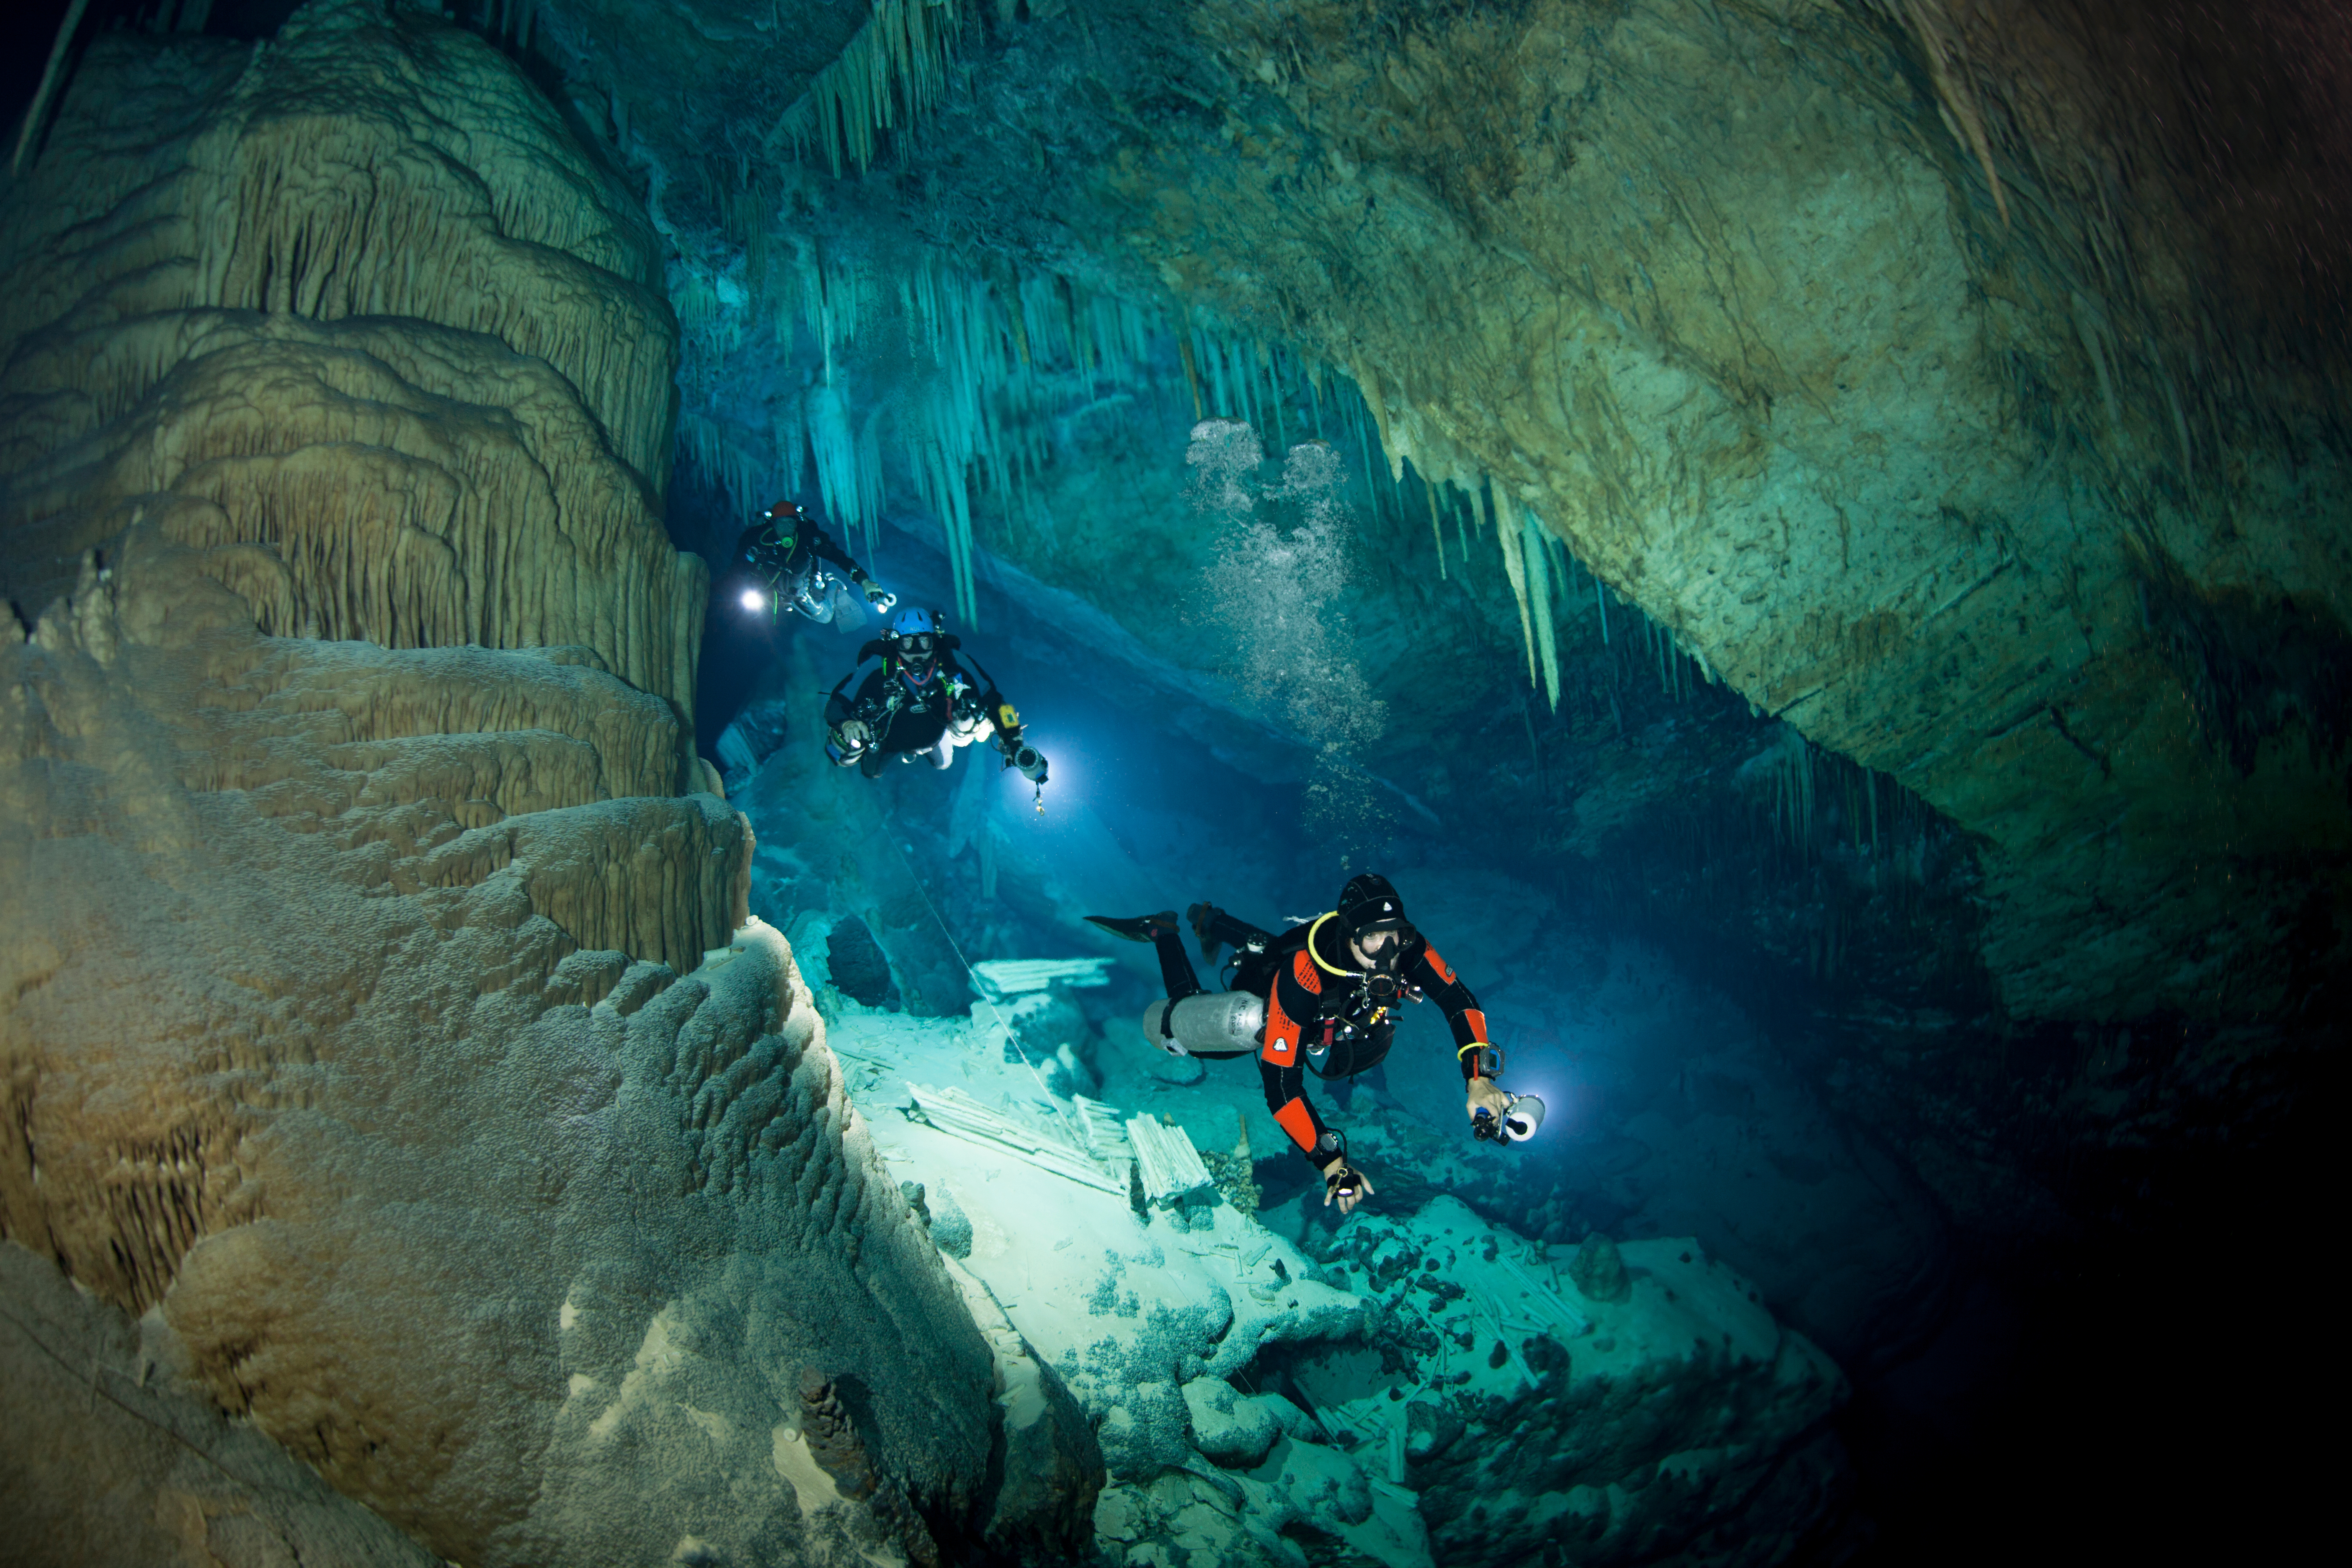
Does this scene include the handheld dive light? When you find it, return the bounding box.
[1466,1045,1544,1144]
[1472,1093,1547,1145]
[1015,745,1049,812]
[1001,711,1049,810]
[739,588,767,614]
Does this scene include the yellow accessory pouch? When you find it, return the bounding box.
[997,703,1020,730]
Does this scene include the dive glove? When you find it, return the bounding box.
[1322,1161,1372,1212]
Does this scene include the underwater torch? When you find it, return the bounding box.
[1466,1043,1545,1145]
[738,588,768,614]
[1473,1093,1546,1145]
[1006,743,1049,812]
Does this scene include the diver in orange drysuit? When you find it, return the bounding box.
[1088,874,1504,1215]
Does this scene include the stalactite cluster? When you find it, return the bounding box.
[766,0,971,178]
[678,229,1166,627]
[0,0,699,727]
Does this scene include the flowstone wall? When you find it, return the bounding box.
[0,0,699,742]
[0,5,1090,1563]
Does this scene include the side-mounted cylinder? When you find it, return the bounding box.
[1141,990,1265,1056]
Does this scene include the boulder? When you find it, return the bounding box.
[1181,1379,1308,1469]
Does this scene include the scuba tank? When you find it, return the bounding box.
[1141,990,1264,1056]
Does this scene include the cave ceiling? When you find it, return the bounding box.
[538,0,2344,1025]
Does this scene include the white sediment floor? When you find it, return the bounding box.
[819,981,1846,1568]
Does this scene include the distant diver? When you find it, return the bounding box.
[825,606,1050,792]
[732,499,893,625]
[1088,874,1536,1217]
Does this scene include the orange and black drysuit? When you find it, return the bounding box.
[1148,910,1490,1170]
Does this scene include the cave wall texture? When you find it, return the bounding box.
[1086,0,2352,1027]
[0,0,698,732]
[1,5,1096,1565]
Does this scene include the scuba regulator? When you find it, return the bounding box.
[1465,1044,1547,1146]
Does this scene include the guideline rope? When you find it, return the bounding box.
[881,831,1091,1155]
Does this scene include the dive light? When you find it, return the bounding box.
[1473,1093,1546,1146]
[739,588,767,614]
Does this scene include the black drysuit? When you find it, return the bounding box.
[735,517,872,618]
[824,636,1022,775]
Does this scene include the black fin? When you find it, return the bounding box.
[1085,912,1178,944]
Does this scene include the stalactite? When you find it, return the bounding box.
[11,0,94,176]
[807,379,865,544]
[1423,471,1446,580]
[767,0,970,177]
[1491,484,1538,693]
[1522,507,1561,711]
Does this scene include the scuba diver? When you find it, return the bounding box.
[825,606,1051,789]
[1088,874,1528,1217]
[732,499,893,626]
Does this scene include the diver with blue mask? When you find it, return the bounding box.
[825,606,1050,790]
[1088,874,1526,1216]
[732,499,893,626]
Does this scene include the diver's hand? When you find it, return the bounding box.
[862,582,893,606]
[1466,1075,1509,1123]
[1321,1157,1373,1216]
[837,719,869,748]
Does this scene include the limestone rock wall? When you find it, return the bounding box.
[0,531,1000,1563]
[0,0,700,734]
[0,1239,442,1568]
[1091,0,2351,1021]
[0,5,1043,1562]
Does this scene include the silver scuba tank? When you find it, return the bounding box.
[1140,990,1265,1056]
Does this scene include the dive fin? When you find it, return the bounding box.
[1085,912,1179,944]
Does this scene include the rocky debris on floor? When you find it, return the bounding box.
[823,963,1852,1568]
